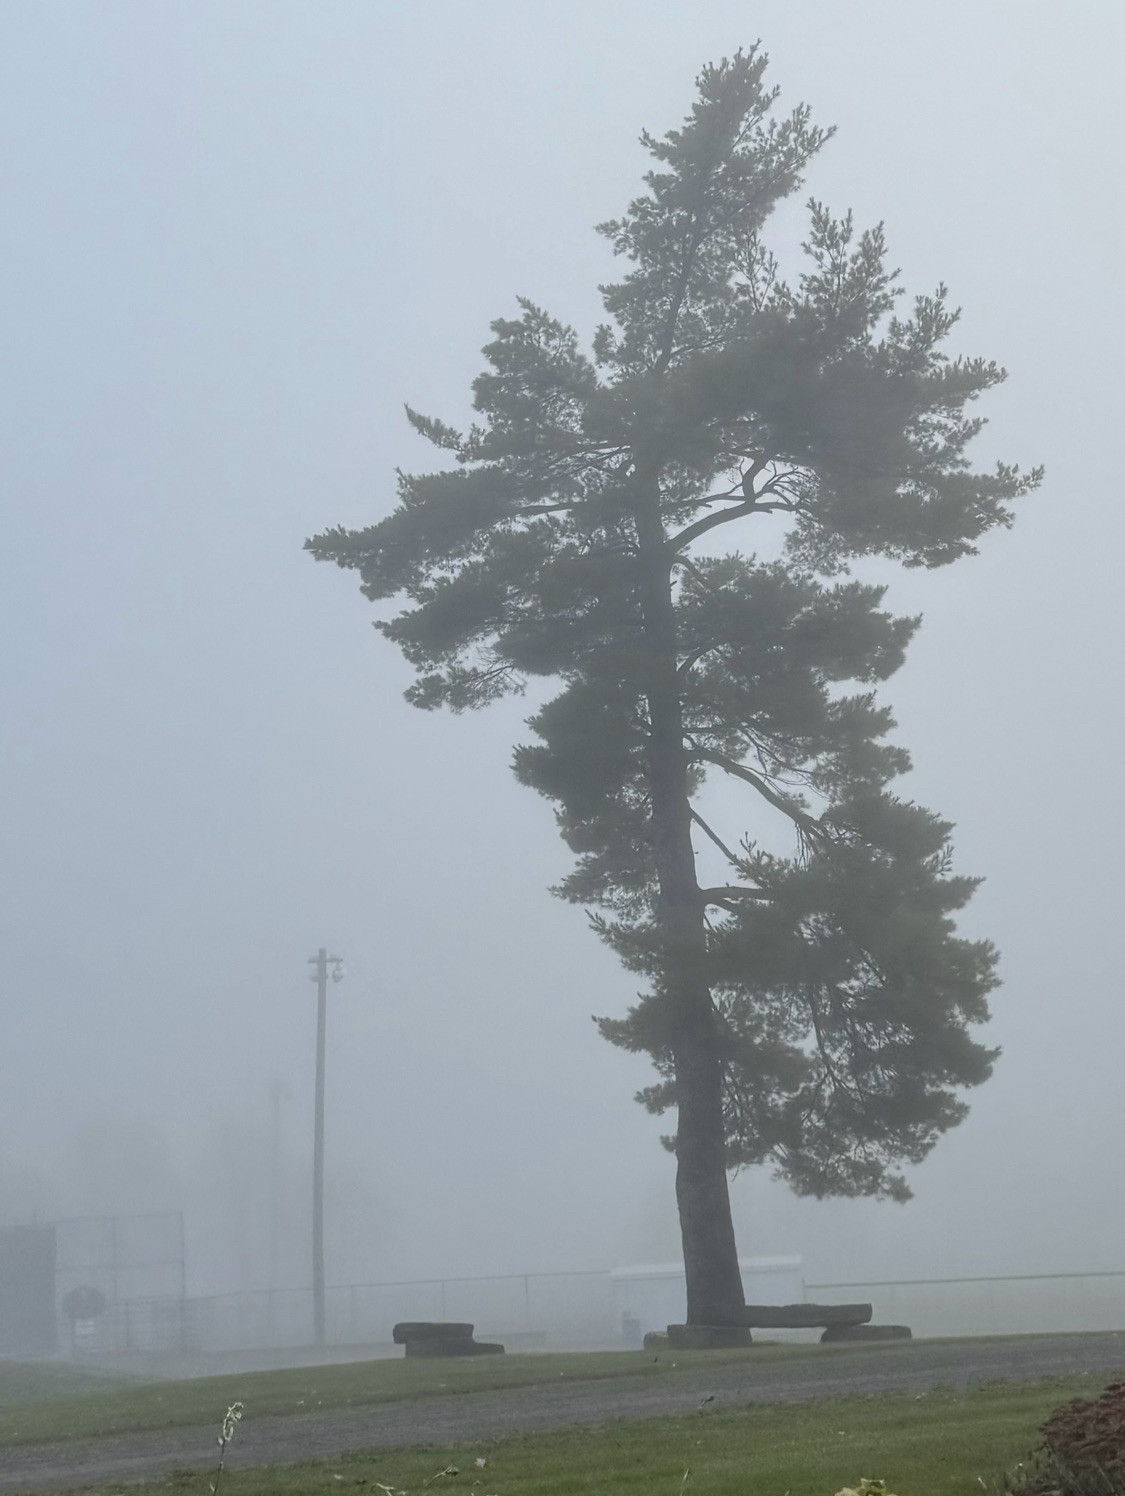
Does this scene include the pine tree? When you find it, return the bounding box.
[307,49,1040,1326]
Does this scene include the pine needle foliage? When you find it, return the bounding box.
[308,49,1039,1320]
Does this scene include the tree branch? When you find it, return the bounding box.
[691,746,826,841]
[666,499,760,553]
[689,806,744,869]
[699,483,744,505]
[666,477,803,554]
[700,885,772,906]
[671,555,719,594]
[677,642,722,676]
[652,218,704,376]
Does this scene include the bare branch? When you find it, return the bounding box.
[671,555,719,593]
[666,498,759,553]
[666,475,804,550]
[700,885,772,906]
[691,746,826,841]
[677,642,722,676]
[689,806,744,869]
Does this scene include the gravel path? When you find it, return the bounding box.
[3,1333,1123,1494]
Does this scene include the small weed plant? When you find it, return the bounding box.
[209,1401,243,1496]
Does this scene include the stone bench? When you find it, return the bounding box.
[392,1321,505,1357]
[648,1303,910,1350]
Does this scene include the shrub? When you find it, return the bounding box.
[1007,1382,1125,1496]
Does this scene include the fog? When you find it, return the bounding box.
[1,0,1122,1326]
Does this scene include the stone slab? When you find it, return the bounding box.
[666,1324,752,1349]
[403,1336,504,1357]
[392,1321,474,1345]
[736,1302,872,1329]
[404,1337,477,1357]
[820,1323,911,1343]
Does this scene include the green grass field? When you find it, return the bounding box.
[2,1345,1120,1496]
[0,1344,823,1446]
[25,1373,1114,1496]
[0,1358,135,1410]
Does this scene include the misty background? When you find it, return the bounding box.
[1,1,1121,1304]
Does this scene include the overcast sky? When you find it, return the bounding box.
[1,1,1122,1301]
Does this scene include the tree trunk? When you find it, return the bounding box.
[673,1038,743,1324]
[633,477,746,1327]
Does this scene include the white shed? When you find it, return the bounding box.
[610,1256,804,1342]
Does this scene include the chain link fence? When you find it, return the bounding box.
[46,1263,1125,1360]
[806,1270,1125,1339]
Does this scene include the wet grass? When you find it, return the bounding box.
[35,1373,1117,1496]
[0,1344,822,1446]
[0,1360,136,1409]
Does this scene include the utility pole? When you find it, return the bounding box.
[308,947,343,1346]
